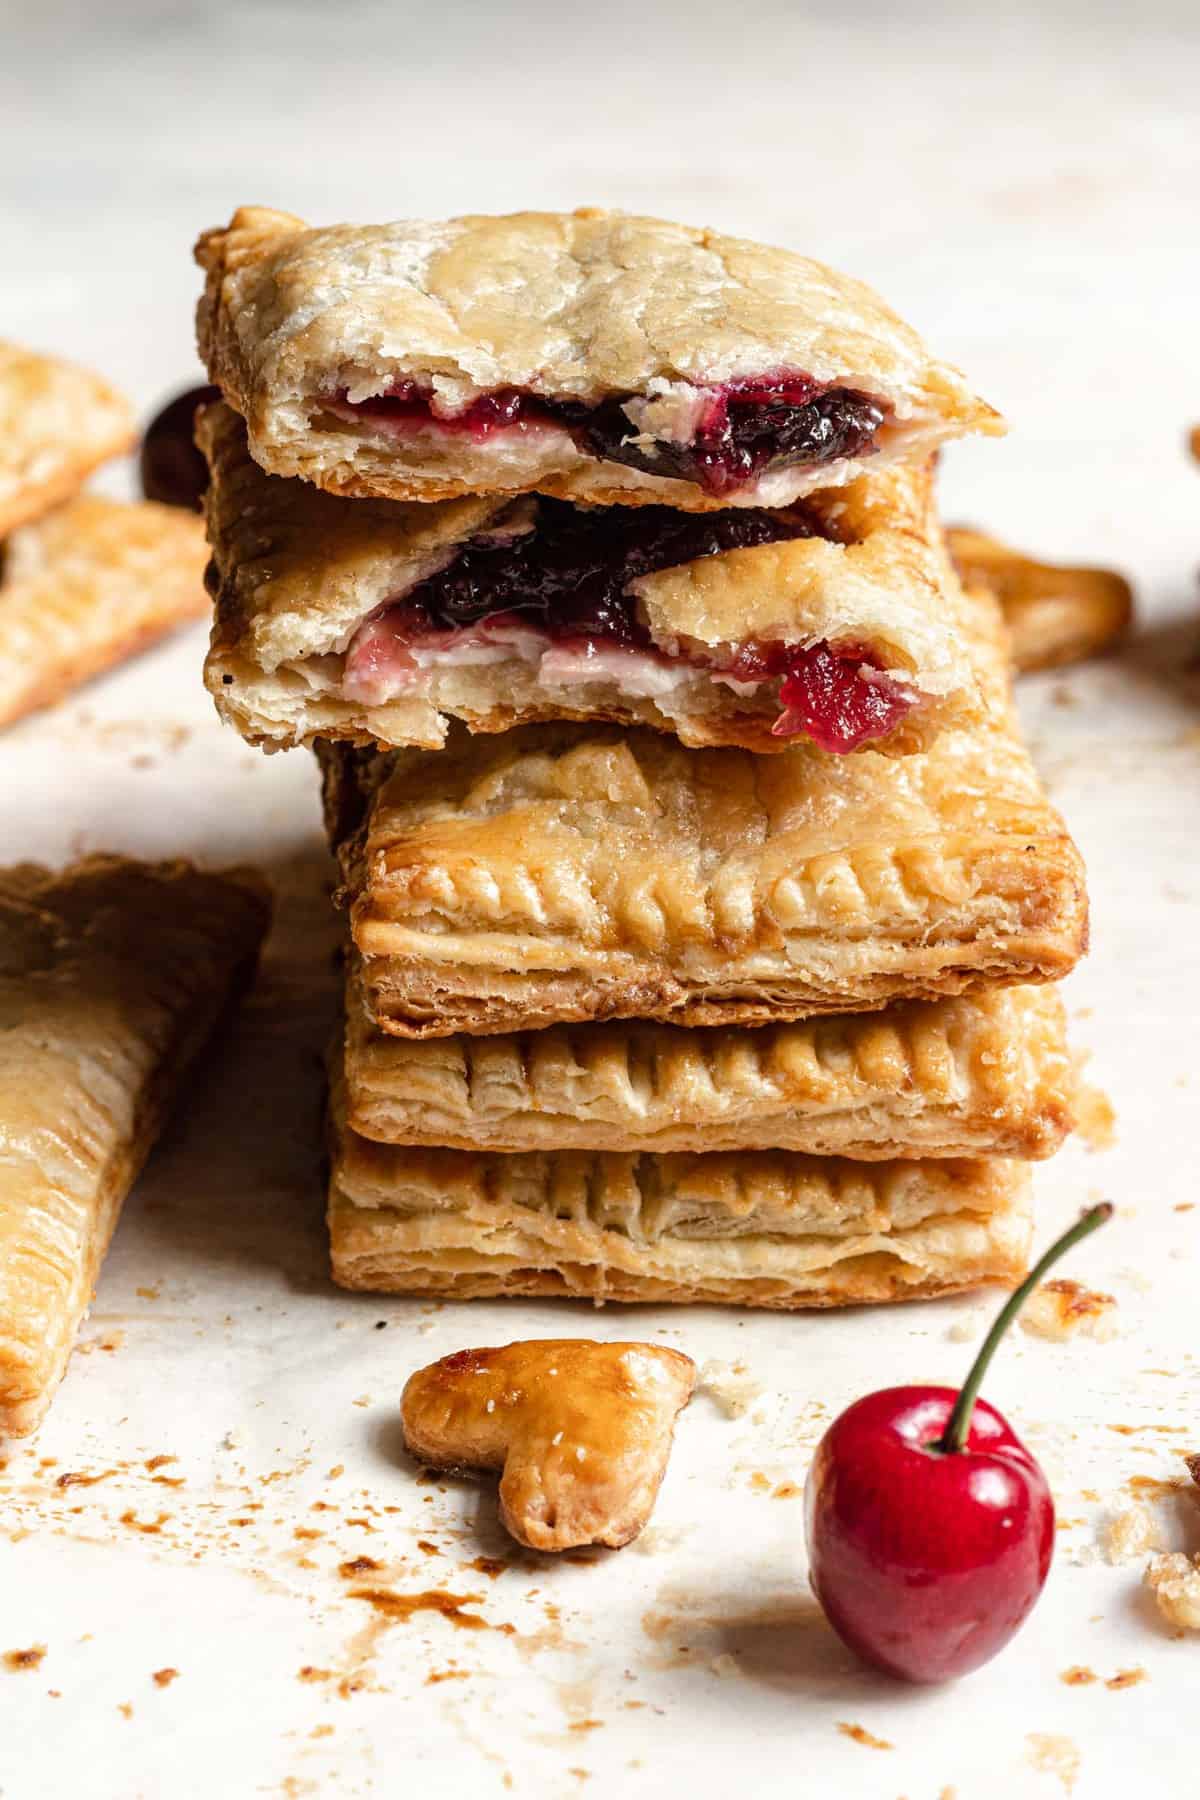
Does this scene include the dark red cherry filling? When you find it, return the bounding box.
[771,641,914,752]
[335,369,886,496]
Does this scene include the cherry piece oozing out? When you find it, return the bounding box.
[140,384,221,511]
[804,1205,1113,1684]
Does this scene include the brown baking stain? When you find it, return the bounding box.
[152,1668,179,1688]
[417,1539,441,1556]
[55,1469,114,1490]
[1109,1424,1189,1437]
[468,1556,510,1580]
[1127,1475,1187,1501]
[117,1702,133,1720]
[144,1456,176,1473]
[772,1482,800,1500]
[836,1721,893,1750]
[310,1724,335,1739]
[426,1667,470,1684]
[348,1587,489,1630]
[1106,1667,1147,1689]
[338,1557,382,1579]
[1060,1665,1097,1685]
[1175,1203,1194,1213]
[3,1646,46,1672]
[748,1472,771,1492]
[136,1286,160,1300]
[297,1666,335,1684]
[120,1510,169,1535]
[294,1527,324,1542]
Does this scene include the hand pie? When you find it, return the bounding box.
[0,496,208,730]
[201,401,980,757]
[0,341,135,537]
[947,526,1132,673]
[327,1073,1032,1308]
[342,968,1074,1160]
[320,591,1087,1038]
[0,857,271,1436]
[400,1339,695,1551]
[196,206,1001,512]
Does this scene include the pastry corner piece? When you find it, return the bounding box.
[0,341,135,537]
[201,398,982,758]
[400,1339,694,1550]
[195,205,1002,512]
[323,589,1088,1040]
[0,496,209,731]
[0,857,272,1436]
[947,526,1133,673]
[328,1076,1032,1308]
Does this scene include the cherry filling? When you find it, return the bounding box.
[334,369,886,497]
[343,498,915,751]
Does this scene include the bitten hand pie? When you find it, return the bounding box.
[0,342,135,537]
[947,527,1132,673]
[0,857,271,1436]
[342,970,1075,1160]
[195,206,1001,512]
[327,1072,1032,1308]
[400,1339,695,1551]
[201,401,980,757]
[0,496,209,730]
[320,590,1087,1039]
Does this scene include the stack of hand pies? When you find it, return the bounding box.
[196,205,1088,1310]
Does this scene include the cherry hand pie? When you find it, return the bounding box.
[195,206,1001,512]
[0,341,134,537]
[0,857,270,1436]
[947,526,1133,673]
[200,401,980,756]
[319,590,1087,1038]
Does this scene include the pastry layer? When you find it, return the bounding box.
[0,857,271,1436]
[200,400,979,756]
[947,527,1133,674]
[328,1084,1032,1307]
[321,590,1088,1038]
[0,496,209,730]
[196,206,1001,511]
[0,341,135,537]
[342,969,1075,1158]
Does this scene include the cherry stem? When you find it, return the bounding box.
[936,1203,1114,1456]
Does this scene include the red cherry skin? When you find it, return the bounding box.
[804,1385,1055,1684]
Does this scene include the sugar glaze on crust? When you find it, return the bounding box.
[196,206,1001,510]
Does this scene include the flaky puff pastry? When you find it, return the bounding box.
[401,1340,695,1550]
[947,528,1132,673]
[200,400,980,756]
[321,590,1087,1039]
[327,1072,1032,1308]
[0,496,208,730]
[0,857,271,1436]
[195,206,1001,511]
[343,968,1074,1159]
[0,342,135,537]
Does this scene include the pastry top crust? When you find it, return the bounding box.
[400,1339,695,1551]
[0,342,135,536]
[195,206,1001,506]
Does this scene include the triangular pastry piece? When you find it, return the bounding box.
[0,341,134,536]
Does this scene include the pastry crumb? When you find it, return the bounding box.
[1106,1666,1147,1689]
[632,1523,688,1557]
[1103,1505,1162,1563]
[1020,1279,1118,1343]
[1059,1665,1097,1685]
[3,1646,46,1672]
[1025,1732,1081,1794]
[151,1667,179,1687]
[698,1358,764,1419]
[945,1310,985,1343]
[1144,1552,1200,1630]
[835,1720,892,1750]
[1074,1082,1116,1151]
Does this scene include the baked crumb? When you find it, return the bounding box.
[1106,1666,1147,1689]
[1026,1733,1081,1794]
[1144,1552,1200,1630]
[1059,1665,1097,1685]
[151,1667,179,1687]
[698,1358,764,1419]
[835,1721,893,1750]
[1074,1082,1116,1151]
[1020,1279,1118,1343]
[1103,1505,1162,1563]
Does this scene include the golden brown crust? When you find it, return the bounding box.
[344,971,1075,1159]
[947,527,1133,673]
[0,857,272,1436]
[200,400,979,756]
[322,590,1087,1038]
[400,1340,695,1550]
[196,206,1001,510]
[0,496,209,730]
[0,342,135,537]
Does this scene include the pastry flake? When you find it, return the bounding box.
[343,968,1075,1160]
[1018,1277,1118,1342]
[0,496,209,730]
[1144,1552,1200,1631]
[400,1339,695,1550]
[947,527,1132,673]
[201,400,980,756]
[0,342,135,537]
[0,857,271,1436]
[196,206,1001,511]
[328,1069,1032,1308]
[321,589,1087,1038]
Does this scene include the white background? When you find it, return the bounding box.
[1,3,1198,1794]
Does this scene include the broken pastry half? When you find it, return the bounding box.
[0,856,271,1436]
[328,1071,1032,1308]
[0,341,135,537]
[201,401,980,756]
[195,205,1001,512]
[947,527,1132,673]
[319,589,1088,1039]
[0,495,209,730]
[400,1339,695,1551]
[343,968,1076,1160]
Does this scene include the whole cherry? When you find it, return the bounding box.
[140,384,220,512]
[804,1204,1112,1683]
